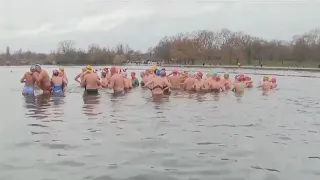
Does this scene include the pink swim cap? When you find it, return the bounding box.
[271,77,276,82]
[172,69,178,73]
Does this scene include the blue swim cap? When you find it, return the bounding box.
[212,72,217,77]
[155,69,161,76]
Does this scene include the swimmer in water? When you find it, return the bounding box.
[74,67,86,84]
[143,69,171,99]
[81,65,101,95]
[122,72,132,91]
[58,66,68,84]
[161,69,171,95]
[51,69,67,95]
[33,64,51,95]
[20,65,37,96]
[232,75,246,92]
[208,74,225,92]
[131,72,140,87]
[140,72,148,87]
[109,66,126,94]
[223,72,232,90]
[100,71,109,88]
[167,69,181,90]
[261,76,272,91]
[271,77,277,88]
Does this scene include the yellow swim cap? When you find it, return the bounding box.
[151,65,157,71]
[263,76,269,81]
[85,65,93,71]
[207,72,212,76]
[59,66,64,71]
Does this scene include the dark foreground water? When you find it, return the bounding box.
[1,66,320,180]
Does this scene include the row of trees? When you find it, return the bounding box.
[1,28,320,66]
[0,42,142,65]
[151,28,320,66]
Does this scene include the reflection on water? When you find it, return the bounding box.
[2,66,320,180]
[82,93,101,117]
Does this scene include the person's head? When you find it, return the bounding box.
[195,72,203,79]
[172,69,178,75]
[206,72,212,78]
[224,72,230,79]
[103,66,109,73]
[271,76,277,83]
[85,65,93,72]
[140,72,145,77]
[82,67,86,72]
[110,66,117,75]
[35,64,41,73]
[59,66,64,72]
[155,69,161,76]
[101,71,107,77]
[30,65,36,73]
[121,72,127,77]
[215,74,221,81]
[161,69,166,77]
[263,76,269,82]
[212,72,217,79]
[131,72,136,78]
[53,69,59,76]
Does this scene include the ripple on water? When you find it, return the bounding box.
[3,67,320,180]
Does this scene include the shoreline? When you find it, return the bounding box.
[3,64,320,72]
[161,64,320,72]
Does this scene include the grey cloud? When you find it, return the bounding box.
[0,0,319,52]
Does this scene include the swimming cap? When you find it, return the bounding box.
[121,72,127,77]
[155,69,161,76]
[206,72,212,76]
[196,72,203,78]
[271,76,276,82]
[172,69,178,73]
[161,70,166,76]
[212,72,217,77]
[263,76,269,81]
[85,65,93,71]
[152,65,157,71]
[35,64,41,69]
[59,66,64,71]
[103,66,109,71]
[30,65,36,72]
[53,69,59,76]
[131,72,136,76]
[224,72,230,77]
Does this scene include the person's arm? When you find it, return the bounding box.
[20,73,26,83]
[80,76,86,87]
[108,77,115,89]
[96,78,101,86]
[74,73,81,84]
[163,80,172,91]
[220,84,225,92]
[33,72,42,83]
[143,80,153,88]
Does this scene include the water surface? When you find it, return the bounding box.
[1,66,320,180]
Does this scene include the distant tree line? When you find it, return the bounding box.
[1,28,320,67]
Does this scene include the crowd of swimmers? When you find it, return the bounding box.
[20,64,278,99]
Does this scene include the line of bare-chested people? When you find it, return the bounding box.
[20,64,278,98]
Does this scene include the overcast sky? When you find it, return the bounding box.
[0,0,319,53]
